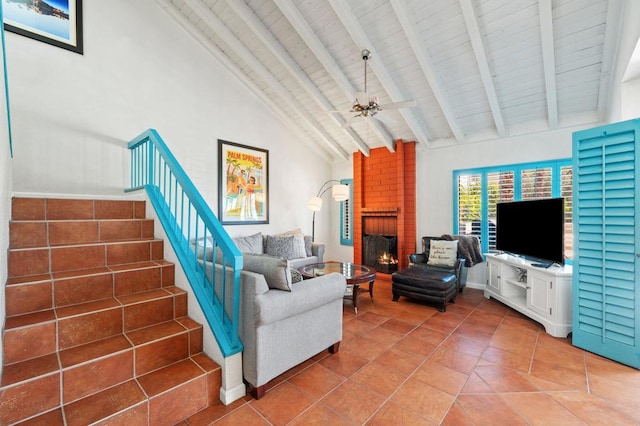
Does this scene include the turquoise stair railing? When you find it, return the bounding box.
[127,129,243,357]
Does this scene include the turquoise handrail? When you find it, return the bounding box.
[127,129,243,357]
[1,3,14,157]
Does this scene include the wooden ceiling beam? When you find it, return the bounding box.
[597,0,625,122]
[155,0,334,161]
[539,0,559,129]
[225,0,370,156]
[272,0,394,154]
[459,0,507,137]
[181,0,350,160]
[326,0,432,150]
[389,0,465,144]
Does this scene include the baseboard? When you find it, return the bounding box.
[219,383,246,405]
[464,281,485,291]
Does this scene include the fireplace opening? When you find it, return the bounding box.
[363,234,398,274]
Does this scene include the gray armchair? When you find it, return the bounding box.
[203,256,346,399]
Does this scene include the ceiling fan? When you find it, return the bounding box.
[339,49,416,128]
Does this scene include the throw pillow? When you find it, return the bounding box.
[303,235,313,257]
[276,229,306,259]
[427,240,459,267]
[242,253,292,291]
[233,232,263,254]
[266,235,297,260]
[290,268,303,283]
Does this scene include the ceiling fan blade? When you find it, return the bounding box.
[379,100,417,111]
[373,112,399,127]
[341,113,362,128]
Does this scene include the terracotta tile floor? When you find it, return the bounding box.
[182,278,640,425]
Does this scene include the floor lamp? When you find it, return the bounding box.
[308,180,349,242]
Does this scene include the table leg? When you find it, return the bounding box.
[352,283,360,314]
[369,280,375,301]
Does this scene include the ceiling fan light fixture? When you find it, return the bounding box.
[338,48,415,127]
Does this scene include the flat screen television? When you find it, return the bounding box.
[495,198,565,267]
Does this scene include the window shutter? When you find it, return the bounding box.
[521,167,552,199]
[340,179,353,245]
[456,173,482,238]
[487,171,514,251]
[560,165,573,259]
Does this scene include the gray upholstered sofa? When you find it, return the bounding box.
[202,254,346,399]
[208,230,324,269]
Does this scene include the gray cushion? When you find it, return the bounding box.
[303,235,312,257]
[275,229,307,259]
[233,232,263,254]
[266,235,297,260]
[243,253,292,291]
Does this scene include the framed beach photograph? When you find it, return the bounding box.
[3,0,83,54]
[218,140,269,225]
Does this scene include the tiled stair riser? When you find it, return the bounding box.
[1,198,220,425]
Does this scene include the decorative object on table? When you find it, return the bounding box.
[3,0,83,54]
[515,267,527,283]
[218,139,268,225]
[307,180,349,241]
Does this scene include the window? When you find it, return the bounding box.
[340,179,353,246]
[454,159,573,260]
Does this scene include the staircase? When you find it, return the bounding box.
[0,197,222,425]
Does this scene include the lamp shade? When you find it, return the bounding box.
[331,184,349,201]
[307,196,323,211]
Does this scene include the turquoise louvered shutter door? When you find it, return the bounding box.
[572,118,640,368]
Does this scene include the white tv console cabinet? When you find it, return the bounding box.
[484,253,572,338]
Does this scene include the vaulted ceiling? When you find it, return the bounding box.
[157,0,639,161]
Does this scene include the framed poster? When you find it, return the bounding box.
[3,0,83,54]
[218,140,269,225]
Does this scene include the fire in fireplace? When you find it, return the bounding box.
[363,234,398,274]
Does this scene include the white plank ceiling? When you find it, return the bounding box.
[157,0,638,161]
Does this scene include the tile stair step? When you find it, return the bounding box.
[11,198,146,221]
[7,238,165,278]
[3,356,220,426]
[127,319,203,376]
[4,286,188,364]
[63,379,149,426]
[5,261,176,317]
[137,359,213,426]
[9,218,155,249]
[0,325,218,424]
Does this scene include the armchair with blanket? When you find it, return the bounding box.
[391,235,482,311]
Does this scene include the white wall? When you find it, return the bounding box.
[2,0,337,371]
[5,0,332,239]
[622,78,640,120]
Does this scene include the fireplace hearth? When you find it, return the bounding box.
[363,234,398,274]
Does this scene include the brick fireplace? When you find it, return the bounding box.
[353,140,416,272]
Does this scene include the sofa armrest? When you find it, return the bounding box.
[254,273,346,325]
[312,242,325,263]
